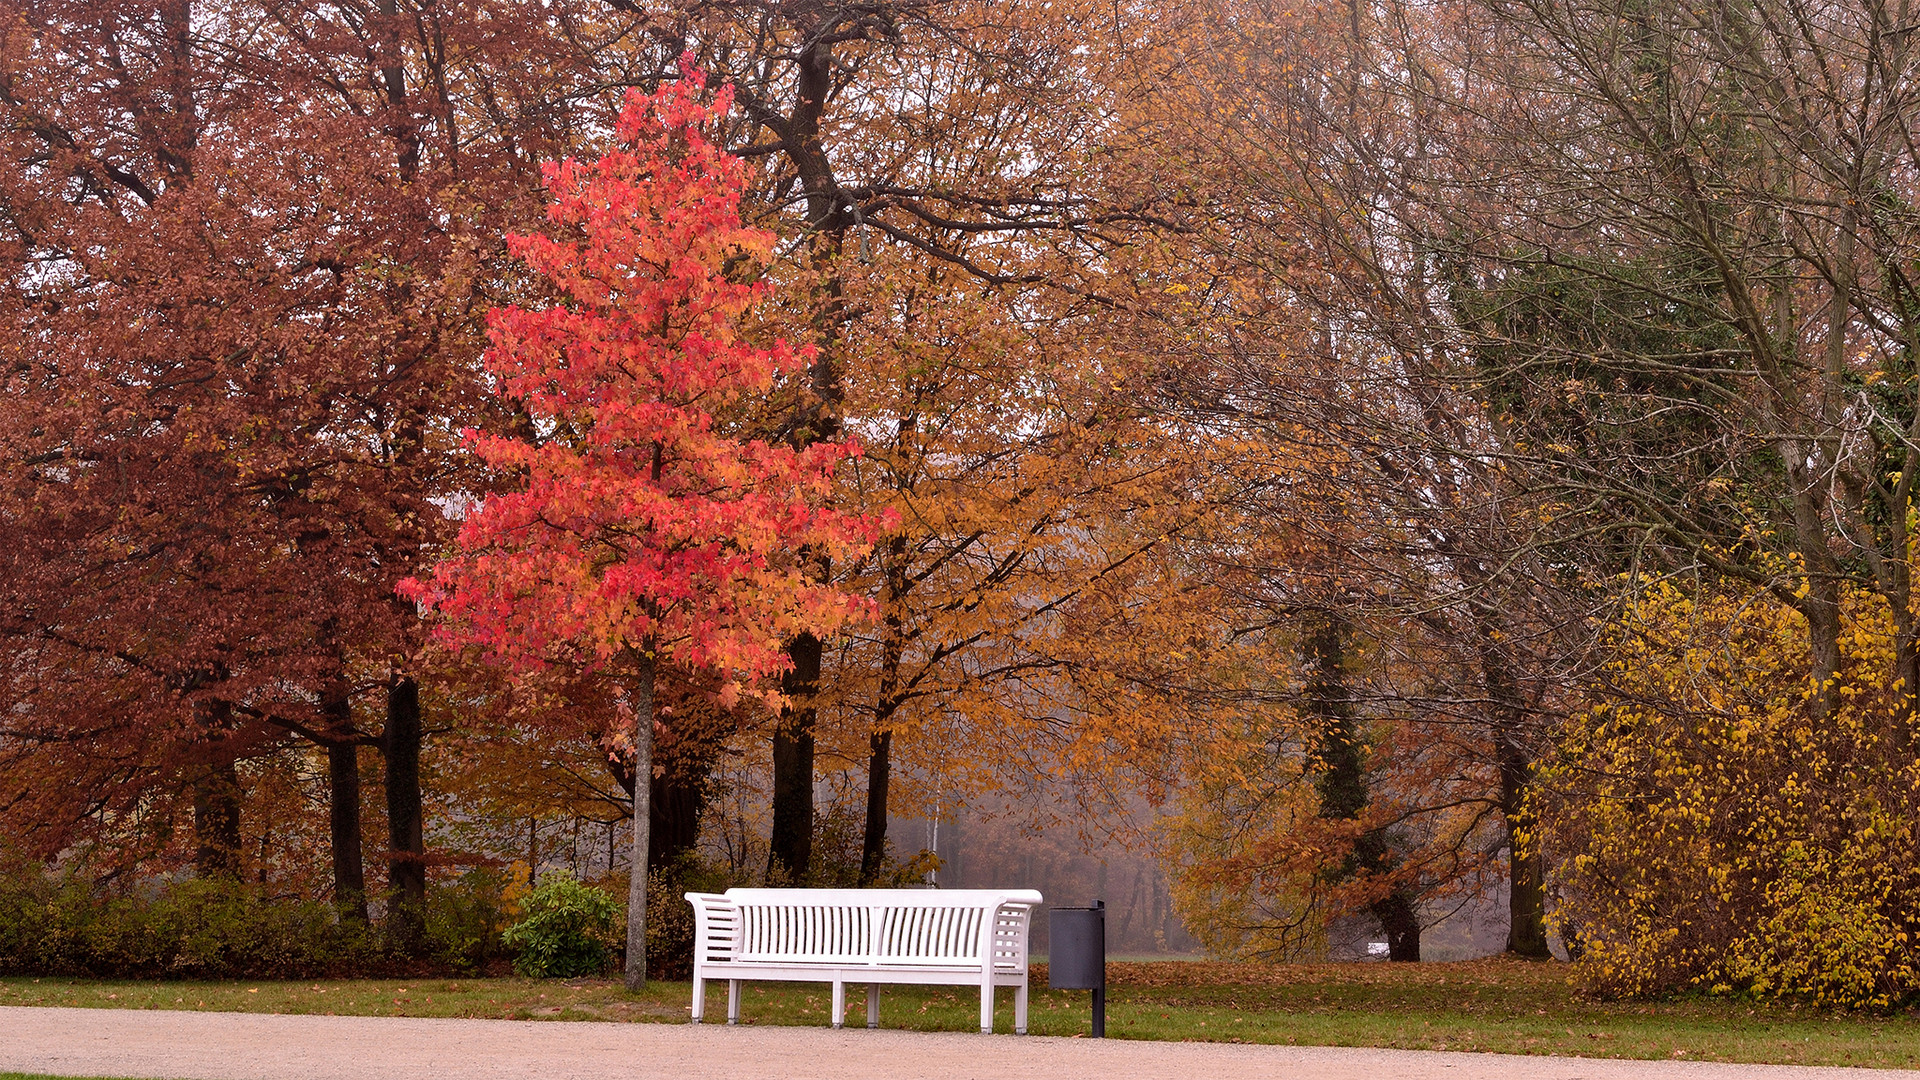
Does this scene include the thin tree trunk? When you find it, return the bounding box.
[384,674,427,956]
[625,646,656,991]
[860,530,909,887]
[769,632,820,884]
[859,729,892,885]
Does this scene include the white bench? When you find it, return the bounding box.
[683,887,1043,1034]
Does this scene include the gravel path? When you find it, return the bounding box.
[1,1006,1911,1080]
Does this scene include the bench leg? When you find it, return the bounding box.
[979,983,994,1034]
[1015,980,1029,1035]
[867,984,880,1029]
[690,976,704,1024]
[832,980,846,1029]
[727,980,741,1025]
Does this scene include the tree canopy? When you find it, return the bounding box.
[5,0,1920,1003]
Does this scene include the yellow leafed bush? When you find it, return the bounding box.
[1546,579,1920,1008]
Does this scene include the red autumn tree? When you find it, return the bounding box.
[401,69,881,989]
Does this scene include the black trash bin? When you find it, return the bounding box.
[1048,900,1106,1037]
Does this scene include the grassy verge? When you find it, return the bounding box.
[4,958,1917,1069]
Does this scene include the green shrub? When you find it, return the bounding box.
[0,872,378,978]
[500,872,620,978]
[427,866,514,974]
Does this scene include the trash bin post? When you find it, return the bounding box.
[1047,899,1106,1037]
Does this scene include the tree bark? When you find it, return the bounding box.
[328,743,368,924]
[1371,890,1421,962]
[859,728,892,885]
[858,432,913,887]
[384,674,427,956]
[769,632,820,884]
[624,647,656,991]
[1896,635,1920,751]
[1307,611,1420,960]
[764,23,849,890]
[321,682,367,924]
[193,696,242,880]
[1308,614,1365,820]
[1504,805,1550,960]
[192,757,242,879]
[374,0,420,179]
[1477,620,1550,960]
[649,766,704,877]
[647,698,728,875]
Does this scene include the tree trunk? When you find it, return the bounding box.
[624,647,656,991]
[384,674,427,956]
[860,466,911,887]
[649,745,711,876]
[769,631,820,884]
[766,26,847,892]
[374,0,420,179]
[1896,632,1920,751]
[1475,615,1550,960]
[1497,733,1550,959]
[859,728,892,885]
[1504,809,1550,959]
[1788,477,1846,721]
[193,696,242,880]
[1372,890,1421,962]
[1307,611,1419,959]
[328,743,368,924]
[192,757,242,879]
[1307,614,1365,820]
[599,703,714,879]
[322,683,367,924]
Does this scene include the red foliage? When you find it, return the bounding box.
[402,70,885,696]
[0,1,611,874]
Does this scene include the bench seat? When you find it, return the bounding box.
[683,887,1043,1034]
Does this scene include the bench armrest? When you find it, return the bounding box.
[684,891,740,963]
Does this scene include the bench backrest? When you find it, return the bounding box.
[686,888,1041,972]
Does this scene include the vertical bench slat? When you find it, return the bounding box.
[686,888,1041,1034]
[904,906,923,960]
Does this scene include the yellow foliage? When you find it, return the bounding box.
[1546,579,1920,1008]
[500,861,533,911]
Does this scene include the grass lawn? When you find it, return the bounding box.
[4,958,1918,1069]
